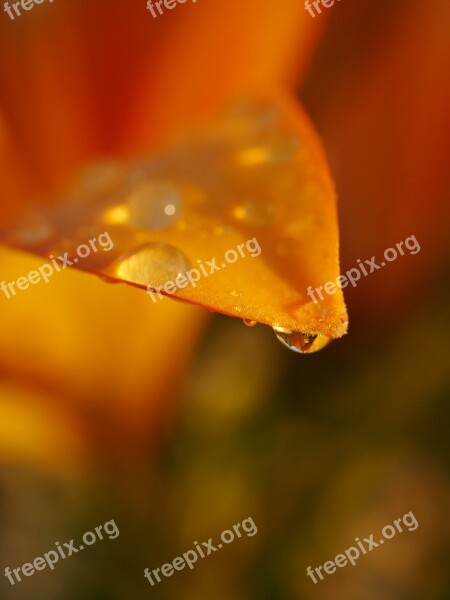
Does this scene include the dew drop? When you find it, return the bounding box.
[276,238,298,257]
[273,326,331,354]
[76,161,124,195]
[231,200,275,226]
[225,101,281,137]
[7,211,53,246]
[243,319,257,327]
[102,204,130,225]
[110,243,190,290]
[126,181,182,230]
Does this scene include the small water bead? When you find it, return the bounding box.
[189,102,280,149]
[273,326,331,354]
[275,238,298,257]
[110,243,191,290]
[237,146,275,167]
[224,101,281,138]
[231,200,276,226]
[10,219,53,246]
[75,161,124,196]
[126,181,182,230]
[164,204,176,216]
[102,204,130,225]
[125,158,168,187]
[236,136,299,167]
[243,319,257,327]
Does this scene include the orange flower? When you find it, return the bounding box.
[0,0,343,471]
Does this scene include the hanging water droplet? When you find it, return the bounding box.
[126,181,182,230]
[243,319,257,327]
[109,243,190,290]
[273,326,330,354]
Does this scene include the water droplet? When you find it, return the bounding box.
[237,146,274,166]
[110,243,190,289]
[243,319,257,327]
[7,211,53,246]
[273,326,331,354]
[126,181,182,230]
[231,200,275,226]
[102,204,130,225]
[125,158,170,186]
[225,101,281,136]
[276,238,298,256]
[76,161,124,195]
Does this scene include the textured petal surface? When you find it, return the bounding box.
[2,94,347,341]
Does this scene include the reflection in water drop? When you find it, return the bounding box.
[111,243,190,289]
[126,181,182,230]
[243,319,257,327]
[273,326,331,354]
[164,204,176,216]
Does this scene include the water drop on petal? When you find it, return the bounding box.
[273,326,330,354]
[126,181,182,230]
[109,243,190,290]
[4,211,53,247]
[231,200,276,226]
[76,161,124,196]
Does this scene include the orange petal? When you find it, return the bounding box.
[2,93,348,346]
[0,245,206,442]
